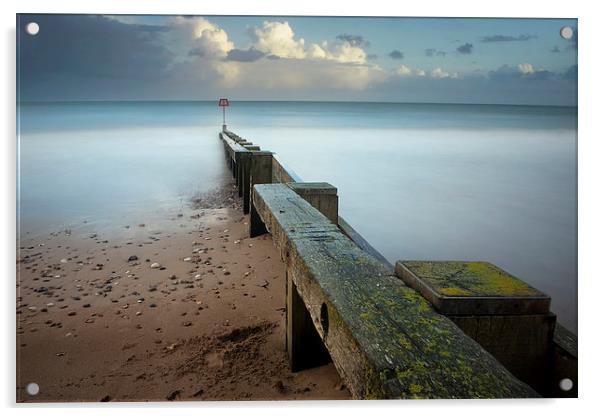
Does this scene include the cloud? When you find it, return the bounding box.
[394,65,447,78]
[388,50,404,59]
[518,63,534,74]
[431,67,458,79]
[395,65,412,76]
[487,63,560,82]
[248,21,368,64]
[224,48,265,62]
[17,15,577,106]
[563,65,577,80]
[19,15,173,82]
[425,48,446,57]
[480,34,537,42]
[168,16,234,60]
[336,34,369,47]
[250,21,306,59]
[220,58,387,92]
[456,43,473,54]
[188,47,204,57]
[322,41,367,64]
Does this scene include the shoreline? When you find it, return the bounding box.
[16,182,349,402]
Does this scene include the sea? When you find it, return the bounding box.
[17,101,578,333]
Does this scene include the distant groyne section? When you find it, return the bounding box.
[219,128,577,399]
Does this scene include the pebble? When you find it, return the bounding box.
[183,257,192,262]
[150,262,161,269]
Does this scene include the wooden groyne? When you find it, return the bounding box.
[219,128,577,399]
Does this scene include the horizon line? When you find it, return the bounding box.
[17,99,577,108]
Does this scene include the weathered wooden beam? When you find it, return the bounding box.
[246,151,272,215]
[220,132,250,197]
[283,182,339,371]
[250,183,537,399]
[272,153,302,184]
[395,260,557,394]
[288,182,339,225]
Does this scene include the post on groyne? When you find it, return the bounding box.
[249,151,273,232]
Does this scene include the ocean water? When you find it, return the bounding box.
[17,101,578,332]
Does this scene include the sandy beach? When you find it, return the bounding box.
[16,182,349,402]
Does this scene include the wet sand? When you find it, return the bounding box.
[16,183,349,402]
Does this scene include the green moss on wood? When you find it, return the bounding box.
[402,260,542,297]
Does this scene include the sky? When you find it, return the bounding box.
[17,14,577,105]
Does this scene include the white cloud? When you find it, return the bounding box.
[429,67,459,79]
[307,43,328,59]
[518,63,534,74]
[164,18,381,92]
[396,65,412,76]
[431,67,450,78]
[225,58,386,91]
[249,20,367,64]
[324,41,367,64]
[395,65,458,78]
[168,17,234,59]
[251,21,306,59]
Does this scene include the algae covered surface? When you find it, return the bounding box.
[402,260,543,298]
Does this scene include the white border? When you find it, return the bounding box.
[2,1,600,415]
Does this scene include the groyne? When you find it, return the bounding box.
[219,128,577,399]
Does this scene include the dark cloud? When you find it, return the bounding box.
[563,65,577,80]
[388,50,404,59]
[336,33,369,47]
[425,48,446,57]
[529,70,553,80]
[456,43,473,54]
[18,14,173,99]
[487,64,567,82]
[370,70,576,106]
[188,47,205,57]
[480,34,537,42]
[224,48,265,62]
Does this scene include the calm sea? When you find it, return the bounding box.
[17,101,578,332]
